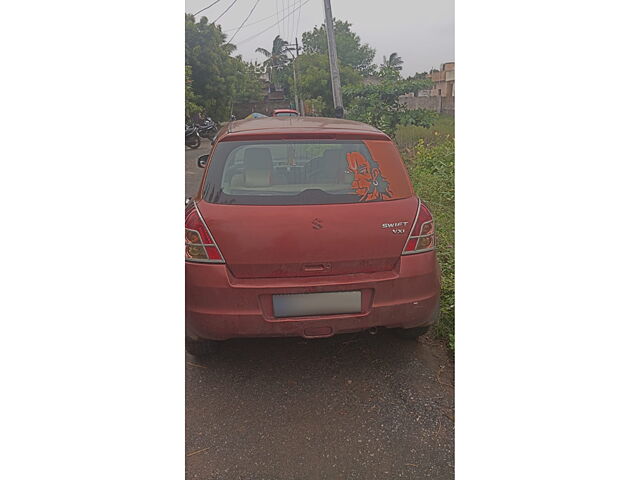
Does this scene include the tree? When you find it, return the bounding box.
[382,52,404,71]
[377,52,404,79]
[406,71,429,81]
[343,76,436,135]
[255,35,290,84]
[185,14,263,121]
[305,96,327,116]
[404,71,431,96]
[282,53,362,116]
[185,65,202,121]
[301,19,376,75]
[381,52,404,70]
[232,60,265,104]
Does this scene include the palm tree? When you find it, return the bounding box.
[381,52,404,71]
[255,35,290,84]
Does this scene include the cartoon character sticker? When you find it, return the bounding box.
[346,152,393,201]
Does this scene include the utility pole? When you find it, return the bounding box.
[291,59,300,113]
[323,0,343,114]
[285,38,305,116]
[295,38,305,116]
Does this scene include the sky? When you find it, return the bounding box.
[185,0,454,76]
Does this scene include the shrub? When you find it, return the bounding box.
[395,114,455,151]
[343,75,436,136]
[404,138,455,351]
[423,114,455,144]
[394,125,432,151]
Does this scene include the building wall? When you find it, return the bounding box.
[399,95,455,116]
[424,62,455,101]
[442,62,454,72]
[441,96,454,115]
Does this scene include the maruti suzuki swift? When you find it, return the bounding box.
[185,116,440,356]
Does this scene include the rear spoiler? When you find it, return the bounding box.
[220,131,391,142]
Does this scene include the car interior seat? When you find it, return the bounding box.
[242,147,273,187]
[309,149,347,183]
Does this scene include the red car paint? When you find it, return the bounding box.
[186,117,440,340]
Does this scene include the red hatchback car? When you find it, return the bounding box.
[186,117,440,356]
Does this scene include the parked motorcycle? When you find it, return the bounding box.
[197,118,218,140]
[185,124,200,149]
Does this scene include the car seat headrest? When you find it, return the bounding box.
[244,148,272,187]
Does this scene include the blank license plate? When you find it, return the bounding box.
[272,291,362,318]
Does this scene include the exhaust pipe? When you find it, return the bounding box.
[368,327,378,335]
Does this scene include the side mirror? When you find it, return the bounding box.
[197,154,208,168]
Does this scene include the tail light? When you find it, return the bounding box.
[185,203,224,263]
[402,201,436,255]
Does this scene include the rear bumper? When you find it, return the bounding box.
[186,252,440,340]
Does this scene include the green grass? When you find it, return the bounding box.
[397,119,455,351]
[395,114,455,151]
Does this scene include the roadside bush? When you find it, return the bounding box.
[343,75,436,136]
[424,114,455,143]
[394,125,431,151]
[395,114,455,151]
[404,137,455,351]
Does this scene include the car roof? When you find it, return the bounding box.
[221,116,390,141]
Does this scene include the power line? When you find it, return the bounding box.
[282,0,288,41]
[295,0,302,40]
[275,0,280,37]
[223,7,278,33]
[284,0,289,39]
[288,0,293,41]
[278,0,283,40]
[289,0,294,41]
[226,0,262,45]
[213,0,240,23]
[293,0,298,38]
[288,0,294,42]
[193,0,225,16]
[234,0,311,46]
[280,0,284,40]
[221,0,309,34]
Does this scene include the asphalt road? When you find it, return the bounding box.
[185,142,454,479]
[186,141,211,199]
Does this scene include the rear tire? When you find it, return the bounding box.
[394,303,440,339]
[185,337,217,358]
[394,325,432,339]
[186,135,200,149]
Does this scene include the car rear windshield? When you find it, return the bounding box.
[202,139,412,205]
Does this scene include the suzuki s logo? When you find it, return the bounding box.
[312,218,323,230]
[381,221,408,234]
